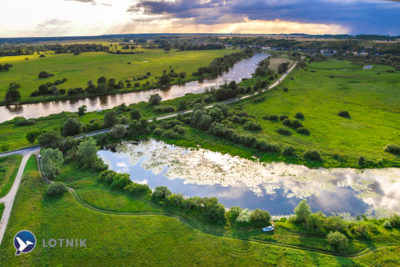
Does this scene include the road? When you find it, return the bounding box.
[0,62,296,246]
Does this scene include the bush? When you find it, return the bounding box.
[243,120,262,131]
[98,170,117,184]
[250,209,271,227]
[327,231,349,251]
[130,109,141,120]
[236,209,251,225]
[149,94,162,105]
[338,111,351,118]
[283,119,303,129]
[254,141,280,153]
[162,129,180,139]
[109,124,126,139]
[227,207,242,224]
[124,183,151,196]
[296,127,310,135]
[390,214,400,228]
[384,144,400,156]
[152,186,171,201]
[38,71,53,79]
[383,220,392,229]
[279,115,288,121]
[110,173,131,190]
[104,111,119,128]
[282,146,296,157]
[303,150,322,162]
[294,199,312,227]
[295,112,304,119]
[154,105,175,113]
[276,128,292,136]
[263,115,278,121]
[15,118,35,126]
[46,182,67,197]
[62,117,82,137]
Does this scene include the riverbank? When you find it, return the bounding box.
[0,49,239,105]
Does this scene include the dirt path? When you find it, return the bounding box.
[0,153,33,245]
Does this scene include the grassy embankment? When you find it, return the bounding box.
[160,59,400,168]
[0,48,237,104]
[0,155,359,266]
[0,203,4,219]
[0,154,22,198]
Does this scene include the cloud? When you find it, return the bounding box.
[127,0,400,34]
[65,0,96,4]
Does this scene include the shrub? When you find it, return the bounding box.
[303,150,322,162]
[104,111,119,128]
[46,182,67,197]
[109,124,126,139]
[243,120,262,131]
[154,105,175,113]
[263,115,278,121]
[383,220,392,229]
[38,71,53,79]
[152,186,171,201]
[149,94,162,105]
[276,128,292,136]
[283,119,303,129]
[250,209,271,227]
[153,128,163,136]
[338,111,351,118]
[279,115,288,121]
[204,203,226,224]
[15,118,35,126]
[62,117,82,136]
[358,156,366,166]
[254,141,280,153]
[110,173,131,190]
[283,87,288,92]
[390,214,400,228]
[327,231,349,251]
[384,144,400,156]
[282,146,296,156]
[162,129,180,139]
[294,199,312,226]
[236,209,251,225]
[295,112,304,119]
[296,127,310,135]
[227,207,242,224]
[124,183,151,196]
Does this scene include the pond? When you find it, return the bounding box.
[98,140,400,217]
[0,53,268,123]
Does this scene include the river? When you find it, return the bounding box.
[98,140,400,217]
[0,53,268,123]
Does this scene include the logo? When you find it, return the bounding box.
[14,230,36,256]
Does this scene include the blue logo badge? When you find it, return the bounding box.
[14,230,36,256]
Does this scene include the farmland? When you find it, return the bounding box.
[0,48,237,104]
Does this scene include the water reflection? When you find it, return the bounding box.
[98,140,400,217]
[0,53,268,123]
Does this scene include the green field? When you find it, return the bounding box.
[0,155,362,266]
[0,155,22,198]
[164,59,400,168]
[0,49,237,104]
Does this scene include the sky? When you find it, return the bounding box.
[0,0,400,37]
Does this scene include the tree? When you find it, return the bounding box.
[76,138,99,168]
[130,109,141,120]
[38,131,62,149]
[294,199,312,227]
[46,182,67,197]
[149,94,162,105]
[110,173,131,190]
[41,148,63,180]
[38,71,52,78]
[327,231,349,251]
[159,70,170,86]
[62,117,82,137]
[303,150,322,162]
[151,186,171,201]
[127,119,149,137]
[227,207,242,224]
[104,111,119,128]
[204,202,226,224]
[5,87,21,104]
[78,105,87,116]
[26,130,40,143]
[109,124,126,139]
[250,209,271,227]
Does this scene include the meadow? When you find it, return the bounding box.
[0,154,22,198]
[0,48,237,104]
[0,155,360,266]
[165,59,400,168]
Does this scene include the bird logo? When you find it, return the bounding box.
[13,230,36,256]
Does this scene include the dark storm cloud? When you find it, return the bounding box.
[128,0,400,34]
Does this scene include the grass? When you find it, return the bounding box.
[0,154,22,198]
[0,203,4,219]
[0,157,359,266]
[0,49,237,104]
[56,162,400,258]
[161,59,400,168]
